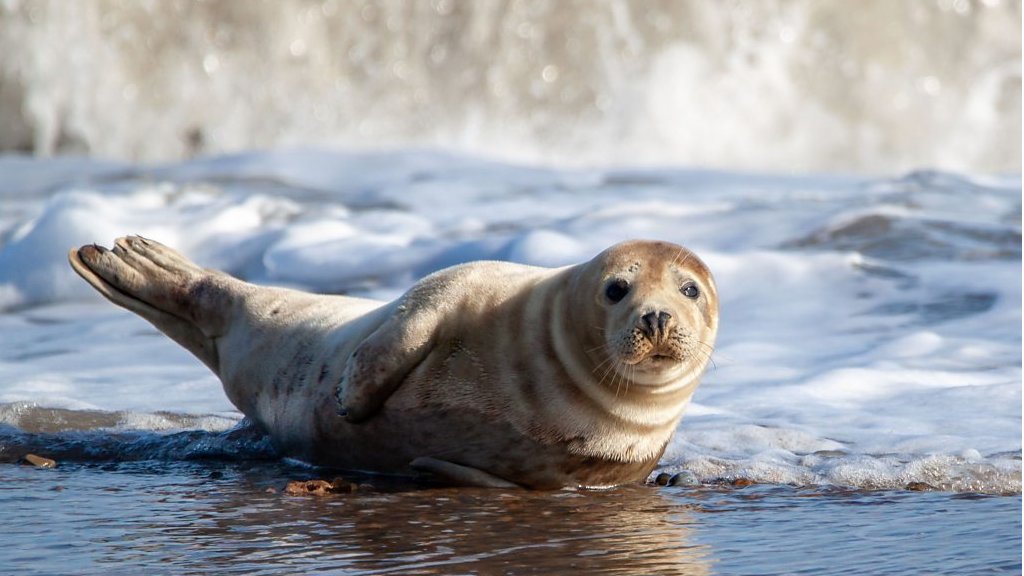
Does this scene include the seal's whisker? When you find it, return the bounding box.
[619,364,630,399]
[613,361,626,399]
[696,340,714,350]
[604,357,623,397]
[695,339,726,369]
[670,244,686,269]
[691,343,718,371]
[591,356,616,375]
[677,248,692,269]
[694,348,716,371]
[598,357,620,389]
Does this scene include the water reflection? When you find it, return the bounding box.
[184,482,710,574]
[3,463,1019,574]
[17,463,710,574]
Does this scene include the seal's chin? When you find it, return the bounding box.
[610,352,686,387]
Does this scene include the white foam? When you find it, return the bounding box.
[504,230,586,268]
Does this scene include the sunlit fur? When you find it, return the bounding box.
[70,236,718,488]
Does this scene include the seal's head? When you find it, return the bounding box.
[573,240,718,389]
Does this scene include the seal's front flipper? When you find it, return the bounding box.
[336,286,451,422]
[410,457,521,489]
[335,314,433,422]
[336,267,475,422]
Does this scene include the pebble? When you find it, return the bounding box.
[668,471,699,486]
[330,477,360,493]
[812,450,848,458]
[653,471,701,488]
[284,477,361,496]
[285,479,335,496]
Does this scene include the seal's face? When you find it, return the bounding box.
[585,240,718,387]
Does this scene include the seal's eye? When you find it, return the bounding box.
[605,279,630,303]
[681,282,700,299]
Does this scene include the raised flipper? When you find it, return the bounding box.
[68,236,233,373]
[410,457,521,489]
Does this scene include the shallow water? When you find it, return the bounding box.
[1,460,1019,575]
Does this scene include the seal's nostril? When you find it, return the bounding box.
[657,311,672,333]
[641,311,673,339]
[640,312,658,338]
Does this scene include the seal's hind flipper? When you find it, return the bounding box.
[68,236,227,372]
[410,457,521,489]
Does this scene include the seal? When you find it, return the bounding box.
[69,236,718,489]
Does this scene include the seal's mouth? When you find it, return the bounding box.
[611,326,687,369]
[631,351,682,369]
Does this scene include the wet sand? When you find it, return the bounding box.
[1,461,1019,575]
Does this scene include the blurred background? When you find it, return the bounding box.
[0,0,1019,174]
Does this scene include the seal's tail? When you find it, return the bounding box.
[68,236,226,372]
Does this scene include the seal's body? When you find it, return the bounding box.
[70,237,717,489]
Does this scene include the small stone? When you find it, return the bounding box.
[21,454,57,469]
[285,479,334,496]
[668,471,699,486]
[654,472,671,486]
[905,481,936,492]
[330,477,359,493]
[284,477,362,496]
[731,478,755,488]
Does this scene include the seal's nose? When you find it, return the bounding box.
[640,311,673,339]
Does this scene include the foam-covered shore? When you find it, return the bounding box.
[0,150,1019,493]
